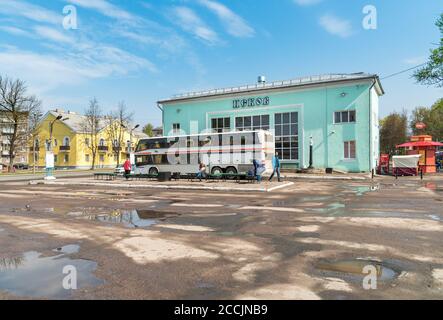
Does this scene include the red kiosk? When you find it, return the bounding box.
[396,135,443,174]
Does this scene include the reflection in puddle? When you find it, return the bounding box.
[311,203,345,215]
[86,210,177,228]
[69,209,179,228]
[429,215,442,222]
[350,184,380,196]
[54,244,80,255]
[0,256,24,271]
[316,259,398,282]
[0,250,103,299]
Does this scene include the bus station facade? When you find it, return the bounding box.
[158,73,384,173]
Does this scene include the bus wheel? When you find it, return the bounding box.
[149,167,159,175]
[225,167,237,176]
[211,167,223,175]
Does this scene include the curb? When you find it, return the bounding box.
[283,175,368,181]
[35,180,295,193]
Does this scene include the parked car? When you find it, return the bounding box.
[13,163,29,170]
[114,165,134,176]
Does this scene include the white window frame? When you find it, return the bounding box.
[172,123,181,134]
[334,110,356,124]
[344,140,357,160]
[63,136,70,147]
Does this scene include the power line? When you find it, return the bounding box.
[381,62,428,80]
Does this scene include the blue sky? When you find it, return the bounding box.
[0,0,442,126]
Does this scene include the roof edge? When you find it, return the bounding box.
[158,74,383,104]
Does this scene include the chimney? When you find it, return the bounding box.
[257,75,266,85]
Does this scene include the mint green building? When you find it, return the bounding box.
[158,73,384,173]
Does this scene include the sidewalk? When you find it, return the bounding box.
[282,172,370,181]
[34,177,295,193]
[0,169,108,182]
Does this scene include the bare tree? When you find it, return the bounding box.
[81,98,102,170]
[28,104,43,173]
[0,76,42,172]
[105,102,133,167]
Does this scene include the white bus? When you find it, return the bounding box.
[134,130,275,175]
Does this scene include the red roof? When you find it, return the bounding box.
[396,141,443,148]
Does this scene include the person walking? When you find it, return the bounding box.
[196,162,207,182]
[253,159,265,183]
[123,158,132,180]
[269,153,281,182]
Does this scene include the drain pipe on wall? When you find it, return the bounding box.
[369,79,376,175]
[157,103,164,129]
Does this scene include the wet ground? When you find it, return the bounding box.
[0,176,442,299]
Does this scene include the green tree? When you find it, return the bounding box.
[142,123,154,137]
[410,106,431,135]
[380,111,408,155]
[410,99,443,141]
[414,13,443,87]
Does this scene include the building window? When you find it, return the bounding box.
[85,154,90,162]
[99,154,105,162]
[344,141,356,159]
[64,154,69,163]
[54,139,58,147]
[63,136,70,146]
[235,115,270,131]
[275,112,298,161]
[54,155,58,163]
[99,139,105,147]
[334,110,356,124]
[85,138,90,147]
[211,117,231,133]
[172,123,180,134]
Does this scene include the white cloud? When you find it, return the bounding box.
[0,0,62,25]
[319,14,354,38]
[67,0,135,21]
[403,56,427,65]
[171,7,219,44]
[198,0,254,38]
[34,26,74,44]
[0,43,157,96]
[294,0,323,6]
[0,26,33,37]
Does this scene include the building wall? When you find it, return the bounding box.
[0,111,29,167]
[162,80,380,172]
[29,113,140,169]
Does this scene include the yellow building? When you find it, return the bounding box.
[29,109,147,169]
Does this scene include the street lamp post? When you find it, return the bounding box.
[121,123,140,166]
[308,136,314,169]
[45,116,68,180]
[129,124,140,166]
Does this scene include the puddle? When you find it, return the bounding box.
[67,209,179,228]
[0,250,103,299]
[311,202,346,215]
[316,259,399,283]
[217,231,235,237]
[84,209,179,228]
[428,215,442,222]
[54,244,80,255]
[299,196,334,202]
[350,184,380,196]
[195,281,215,289]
